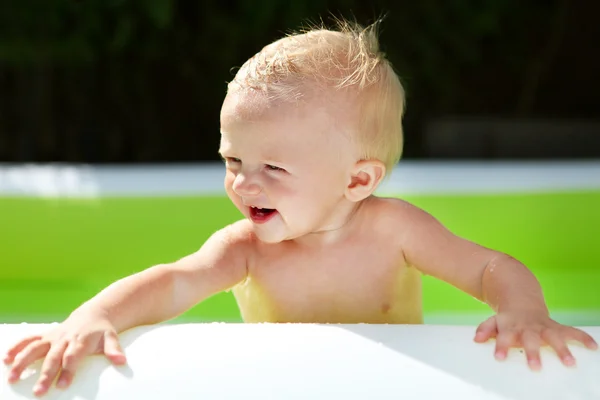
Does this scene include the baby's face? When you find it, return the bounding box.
[219,88,357,243]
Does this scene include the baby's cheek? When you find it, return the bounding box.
[224,176,242,205]
[297,198,326,221]
[224,174,239,195]
[224,171,235,186]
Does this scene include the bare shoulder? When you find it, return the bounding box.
[371,195,498,295]
[204,219,262,265]
[214,219,257,248]
[170,219,256,273]
[369,196,436,231]
[366,195,458,253]
[161,219,257,311]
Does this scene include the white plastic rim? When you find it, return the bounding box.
[1,323,599,400]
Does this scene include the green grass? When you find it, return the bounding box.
[1,191,599,325]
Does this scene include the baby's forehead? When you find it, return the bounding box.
[220,88,271,123]
[221,90,357,159]
[223,83,356,126]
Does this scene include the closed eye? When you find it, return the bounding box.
[265,164,286,172]
[224,157,241,164]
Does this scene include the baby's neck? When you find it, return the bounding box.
[292,197,372,249]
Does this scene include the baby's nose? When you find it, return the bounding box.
[232,174,262,196]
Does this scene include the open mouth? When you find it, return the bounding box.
[249,206,278,223]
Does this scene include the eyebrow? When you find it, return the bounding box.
[263,157,285,165]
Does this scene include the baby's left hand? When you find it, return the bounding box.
[474,310,598,370]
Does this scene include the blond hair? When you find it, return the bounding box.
[228,17,406,176]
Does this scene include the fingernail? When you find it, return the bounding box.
[564,356,576,366]
[8,371,19,381]
[57,377,68,388]
[33,384,43,394]
[529,359,541,370]
[495,351,506,360]
[113,354,126,363]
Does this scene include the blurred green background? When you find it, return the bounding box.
[2,189,599,325]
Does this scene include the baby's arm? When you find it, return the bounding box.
[393,201,542,312]
[94,221,250,332]
[3,221,249,396]
[388,200,597,368]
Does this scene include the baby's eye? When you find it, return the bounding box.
[265,164,285,172]
[225,157,241,164]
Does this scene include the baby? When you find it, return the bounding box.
[3,18,597,397]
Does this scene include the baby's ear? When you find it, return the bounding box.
[344,160,386,202]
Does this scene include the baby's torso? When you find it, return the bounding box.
[232,203,423,324]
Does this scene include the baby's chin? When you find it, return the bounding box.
[252,229,288,244]
[251,222,309,245]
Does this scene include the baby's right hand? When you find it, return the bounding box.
[2,311,126,397]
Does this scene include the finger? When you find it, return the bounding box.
[32,341,68,396]
[103,331,126,365]
[521,331,542,371]
[3,336,42,364]
[494,330,518,361]
[542,329,575,367]
[7,341,51,383]
[55,368,75,390]
[564,328,598,350]
[474,317,498,343]
[57,338,94,389]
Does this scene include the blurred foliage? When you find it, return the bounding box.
[0,0,597,162]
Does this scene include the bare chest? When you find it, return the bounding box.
[233,241,422,323]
